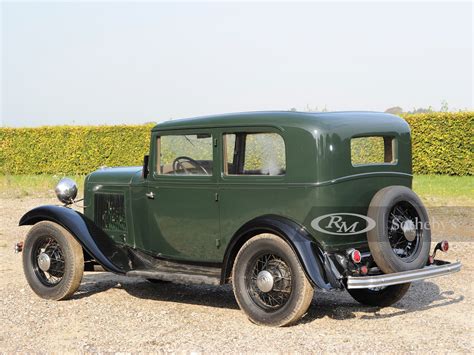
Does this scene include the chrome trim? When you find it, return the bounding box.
[55,178,78,204]
[346,261,461,289]
[37,252,51,272]
[256,270,274,293]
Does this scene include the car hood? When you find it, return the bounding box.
[86,166,142,185]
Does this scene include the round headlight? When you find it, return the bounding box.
[55,178,78,204]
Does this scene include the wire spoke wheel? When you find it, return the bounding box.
[32,236,65,287]
[387,201,423,262]
[232,234,313,326]
[246,253,292,310]
[23,221,84,300]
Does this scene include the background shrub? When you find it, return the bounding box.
[0,112,472,175]
[0,125,153,175]
[401,112,472,175]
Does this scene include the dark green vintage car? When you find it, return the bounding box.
[18,111,461,326]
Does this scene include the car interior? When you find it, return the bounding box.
[159,132,285,176]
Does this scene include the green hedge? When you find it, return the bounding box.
[0,112,472,175]
[401,112,472,175]
[0,125,153,175]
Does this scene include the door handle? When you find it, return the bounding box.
[146,192,155,199]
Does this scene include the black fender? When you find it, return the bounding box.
[221,215,341,290]
[19,205,131,274]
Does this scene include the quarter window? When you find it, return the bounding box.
[224,133,286,176]
[351,136,395,165]
[157,134,213,175]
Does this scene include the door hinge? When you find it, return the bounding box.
[214,192,219,201]
[213,138,218,147]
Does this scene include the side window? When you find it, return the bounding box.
[157,134,213,175]
[224,133,286,176]
[351,136,395,166]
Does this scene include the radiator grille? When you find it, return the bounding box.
[94,193,127,231]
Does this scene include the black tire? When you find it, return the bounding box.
[232,233,314,327]
[22,221,84,300]
[347,283,410,307]
[146,278,171,284]
[368,186,431,274]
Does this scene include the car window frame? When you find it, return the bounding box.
[220,127,287,180]
[350,135,398,167]
[151,129,216,181]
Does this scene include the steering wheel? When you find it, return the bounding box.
[172,156,209,175]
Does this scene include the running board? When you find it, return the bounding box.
[126,264,221,286]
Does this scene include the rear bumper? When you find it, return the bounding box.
[346,261,462,289]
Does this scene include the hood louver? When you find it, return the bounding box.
[94,193,127,232]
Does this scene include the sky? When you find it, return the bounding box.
[1,0,473,127]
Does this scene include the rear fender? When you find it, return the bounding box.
[19,205,130,274]
[222,215,341,290]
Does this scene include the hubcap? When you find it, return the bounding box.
[401,220,416,242]
[37,252,51,271]
[256,270,274,293]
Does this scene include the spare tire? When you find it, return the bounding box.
[367,186,431,273]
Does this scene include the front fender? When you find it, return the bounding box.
[19,205,130,274]
[222,215,341,290]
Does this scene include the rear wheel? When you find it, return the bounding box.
[22,221,84,300]
[232,234,314,327]
[347,283,410,307]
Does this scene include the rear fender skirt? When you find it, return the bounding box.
[222,215,340,290]
[19,205,131,274]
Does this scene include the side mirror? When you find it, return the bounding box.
[142,155,150,179]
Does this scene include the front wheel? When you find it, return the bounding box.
[232,233,314,327]
[347,283,410,307]
[22,221,84,300]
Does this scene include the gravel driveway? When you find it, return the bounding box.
[1,198,472,352]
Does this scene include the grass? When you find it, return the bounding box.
[412,175,474,206]
[0,174,472,205]
[0,174,86,199]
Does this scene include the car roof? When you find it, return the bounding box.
[152,111,407,132]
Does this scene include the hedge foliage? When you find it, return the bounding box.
[401,112,473,175]
[0,112,472,175]
[0,125,154,175]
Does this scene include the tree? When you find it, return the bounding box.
[384,106,404,114]
[408,106,433,114]
[440,100,449,112]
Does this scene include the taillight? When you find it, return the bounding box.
[440,240,449,252]
[349,249,362,264]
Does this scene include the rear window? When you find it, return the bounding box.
[351,136,395,165]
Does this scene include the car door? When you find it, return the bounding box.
[144,130,220,262]
[218,128,295,251]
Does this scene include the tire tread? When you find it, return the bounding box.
[22,221,84,300]
[232,233,313,327]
